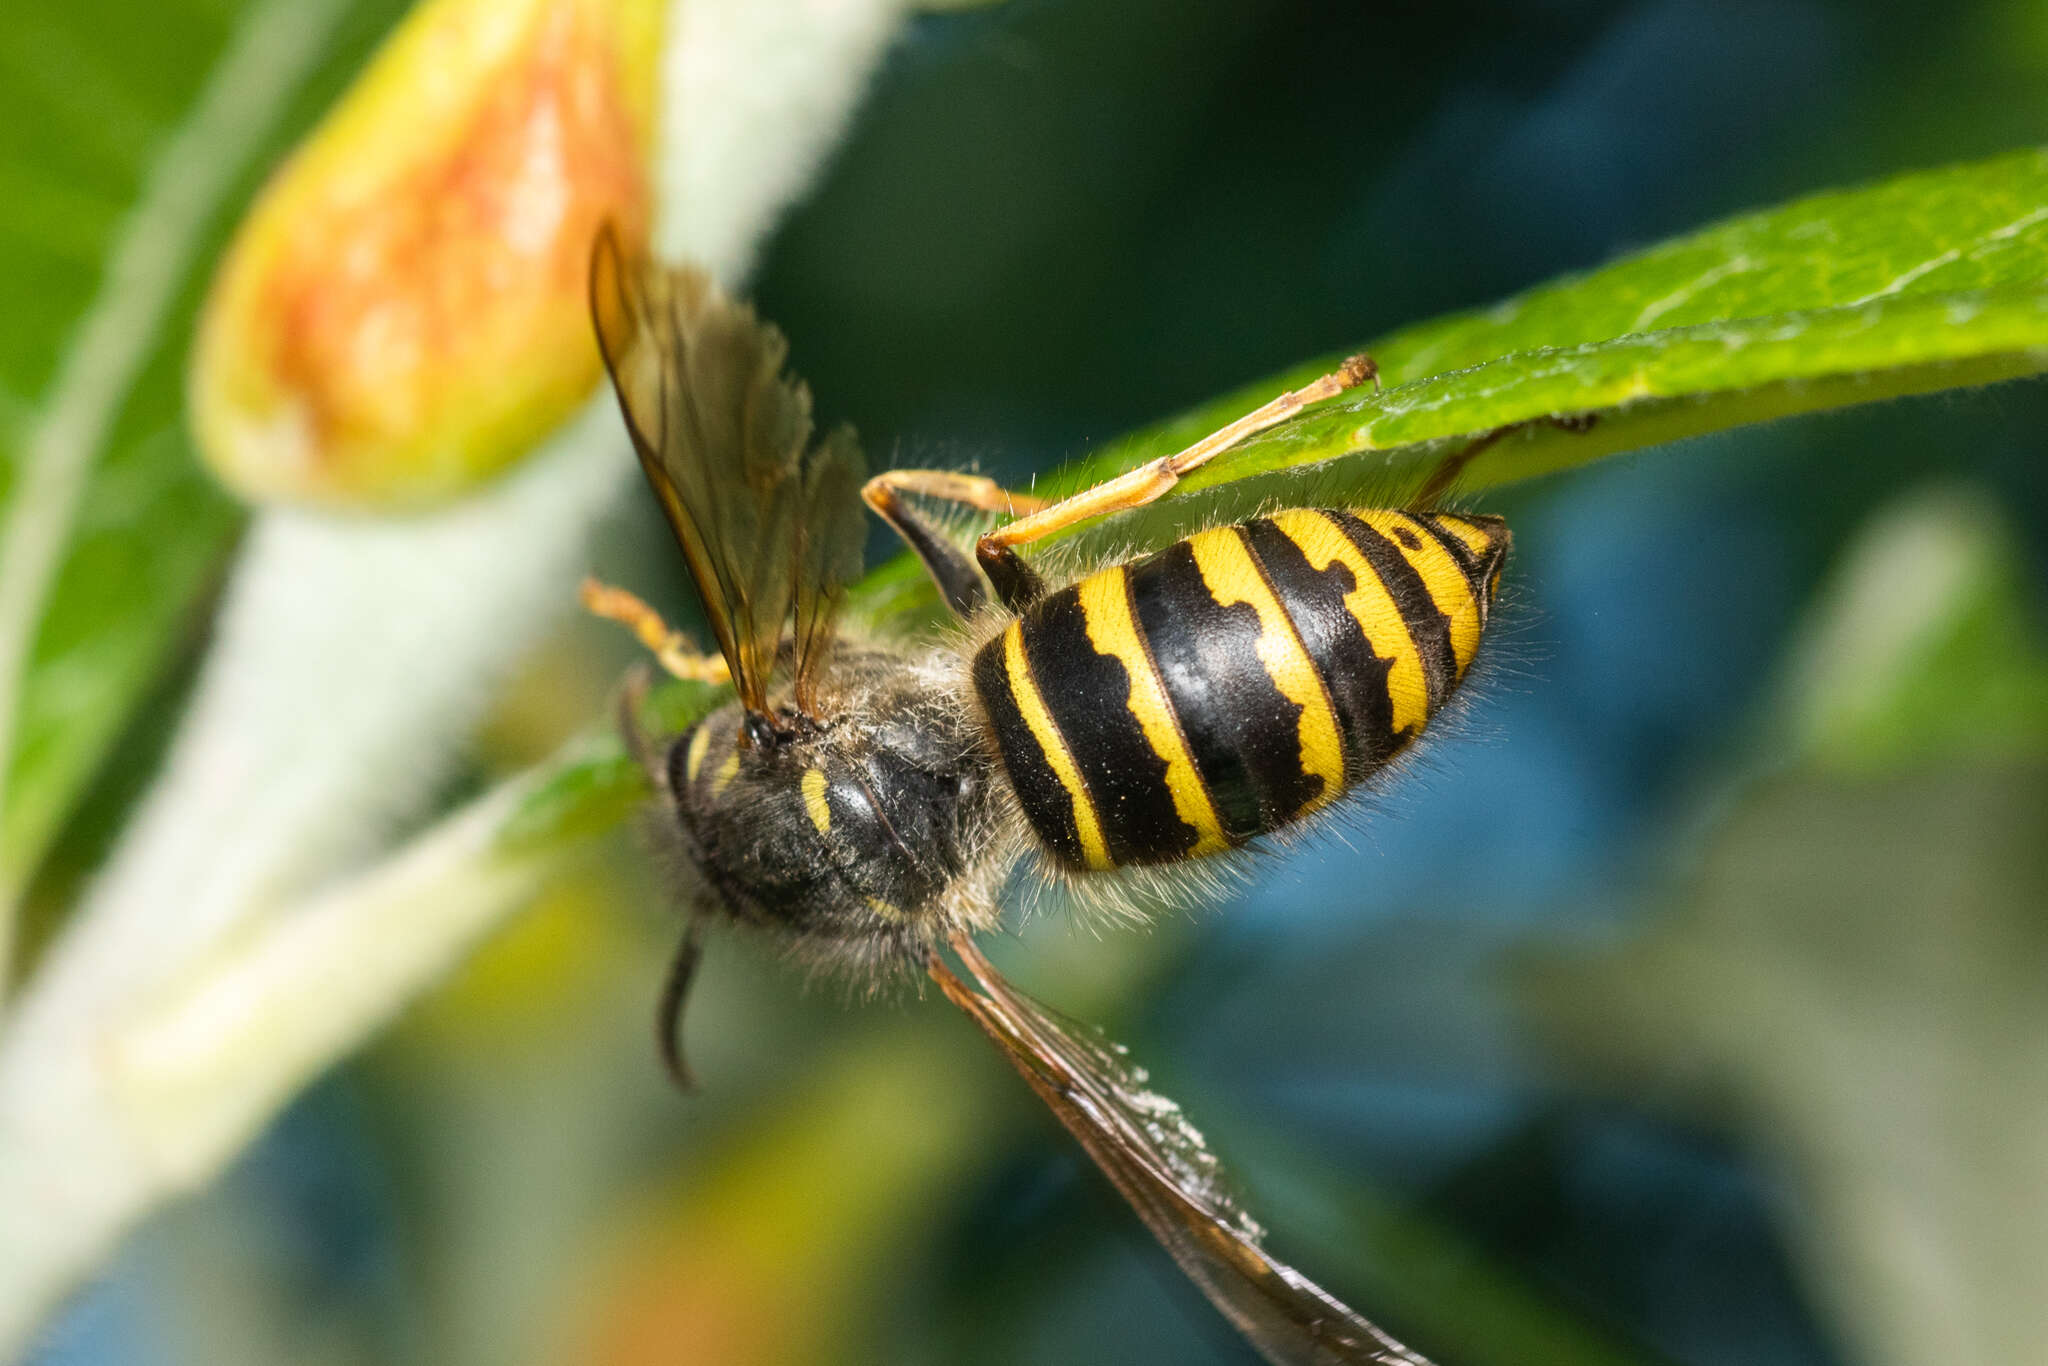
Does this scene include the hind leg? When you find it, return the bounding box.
[973,355,1376,606]
[1412,411,1601,508]
[860,472,1048,619]
[867,354,1379,612]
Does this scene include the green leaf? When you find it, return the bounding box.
[1023,146,2048,551]
[0,0,402,933]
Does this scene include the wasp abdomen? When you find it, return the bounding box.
[972,508,1509,872]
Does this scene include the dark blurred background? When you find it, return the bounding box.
[29,1,2048,1364]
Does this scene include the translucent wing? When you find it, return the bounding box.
[792,424,866,715]
[932,939,1434,1366]
[589,225,866,718]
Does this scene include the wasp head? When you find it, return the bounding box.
[646,652,999,969]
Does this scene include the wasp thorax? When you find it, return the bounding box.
[659,654,999,961]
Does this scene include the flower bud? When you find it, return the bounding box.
[191,0,663,509]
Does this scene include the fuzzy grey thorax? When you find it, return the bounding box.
[659,649,1004,966]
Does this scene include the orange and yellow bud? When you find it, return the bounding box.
[191,0,664,510]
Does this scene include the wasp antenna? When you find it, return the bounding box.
[656,919,707,1092]
[616,663,663,790]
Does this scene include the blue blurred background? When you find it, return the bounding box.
[24,1,2048,1364]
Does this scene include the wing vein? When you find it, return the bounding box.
[591,226,867,723]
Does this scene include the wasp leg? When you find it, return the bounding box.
[870,356,1377,614]
[971,355,1378,606]
[580,577,732,685]
[861,471,1048,619]
[1412,410,1600,508]
[1411,426,1516,510]
[864,469,1050,518]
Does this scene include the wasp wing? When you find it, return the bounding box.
[792,422,866,714]
[590,226,865,717]
[932,942,1433,1366]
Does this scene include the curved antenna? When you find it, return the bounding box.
[613,663,663,791]
[655,918,706,1091]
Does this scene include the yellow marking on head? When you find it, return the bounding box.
[1003,620,1112,870]
[1185,526,1345,811]
[709,748,740,798]
[865,897,903,921]
[1361,511,1483,679]
[683,723,713,785]
[800,767,831,834]
[1074,566,1228,856]
[1270,510,1430,737]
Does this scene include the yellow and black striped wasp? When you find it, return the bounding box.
[583,224,1504,1366]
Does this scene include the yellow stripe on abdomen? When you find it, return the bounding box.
[1185,527,1345,812]
[1268,509,1430,737]
[1074,567,1228,856]
[1002,620,1112,870]
[1429,514,1497,560]
[1358,511,1484,678]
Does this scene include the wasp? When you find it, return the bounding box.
[583,225,1503,1366]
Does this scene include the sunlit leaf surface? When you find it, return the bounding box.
[1042,147,2048,525]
